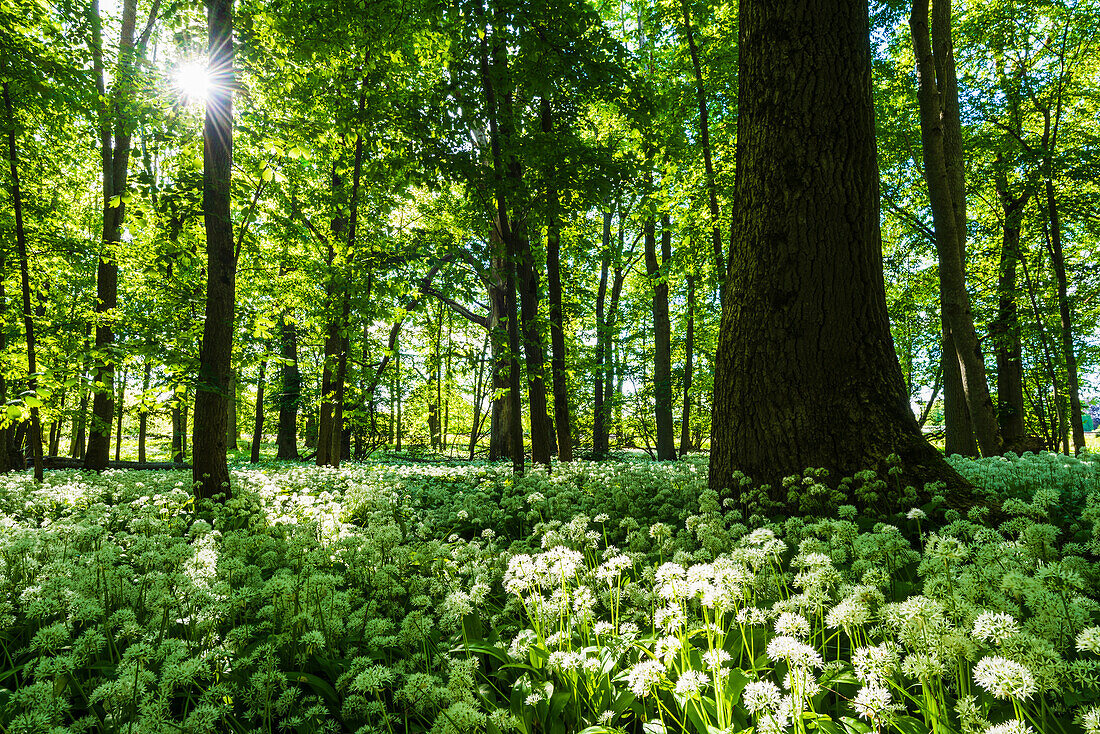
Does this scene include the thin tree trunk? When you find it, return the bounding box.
[1020,244,1063,450]
[518,222,552,466]
[1045,179,1085,454]
[680,0,725,301]
[593,209,611,457]
[251,360,265,463]
[679,275,695,457]
[276,306,300,459]
[992,167,1028,449]
[4,81,41,480]
[192,0,235,499]
[911,0,1001,456]
[226,369,238,450]
[543,97,572,461]
[645,210,675,461]
[114,365,127,461]
[86,0,147,471]
[138,358,151,462]
[470,333,489,459]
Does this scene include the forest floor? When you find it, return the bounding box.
[1,452,1098,733]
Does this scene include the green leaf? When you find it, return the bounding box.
[108,194,122,207]
[890,716,931,734]
[261,167,274,182]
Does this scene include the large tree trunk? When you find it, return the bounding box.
[192,0,235,500]
[276,308,300,459]
[542,98,572,461]
[911,0,1002,457]
[710,0,969,504]
[4,81,42,480]
[251,360,265,463]
[679,275,695,457]
[488,245,514,461]
[645,211,675,461]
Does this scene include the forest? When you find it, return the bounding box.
[2,0,1100,731]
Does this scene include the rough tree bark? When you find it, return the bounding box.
[593,208,612,457]
[138,359,151,463]
[192,0,235,499]
[709,0,970,503]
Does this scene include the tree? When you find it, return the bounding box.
[709,0,966,500]
[192,0,235,499]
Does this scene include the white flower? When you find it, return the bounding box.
[983,721,1033,734]
[674,670,710,698]
[655,604,686,632]
[1079,706,1100,734]
[852,685,899,725]
[973,612,1020,645]
[1076,626,1100,655]
[774,612,810,639]
[973,656,1037,700]
[742,680,783,714]
[826,596,870,630]
[626,659,666,697]
[784,667,821,697]
[736,607,769,626]
[702,649,730,670]
[852,643,899,685]
[766,635,823,669]
[906,508,927,520]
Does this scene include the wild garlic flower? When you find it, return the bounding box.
[973,656,1037,700]
[784,667,821,697]
[973,612,1020,645]
[907,508,927,520]
[826,596,871,630]
[737,607,769,627]
[655,562,685,600]
[766,635,824,669]
[852,643,899,685]
[626,659,666,697]
[674,670,710,698]
[774,612,811,638]
[702,648,731,670]
[852,685,899,725]
[655,604,686,632]
[1077,626,1100,655]
[983,721,1033,734]
[1078,706,1100,734]
[742,680,783,714]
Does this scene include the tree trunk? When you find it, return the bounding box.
[114,365,127,461]
[1045,179,1085,454]
[542,98,572,461]
[680,0,725,301]
[192,0,235,500]
[679,275,695,457]
[138,359,151,463]
[645,211,675,461]
[991,168,1028,450]
[710,0,970,504]
[911,0,1001,457]
[593,209,612,457]
[86,0,144,471]
[251,360,265,463]
[4,81,41,480]
[226,369,238,450]
[518,222,552,466]
[276,308,300,459]
[470,334,489,459]
[0,224,10,469]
